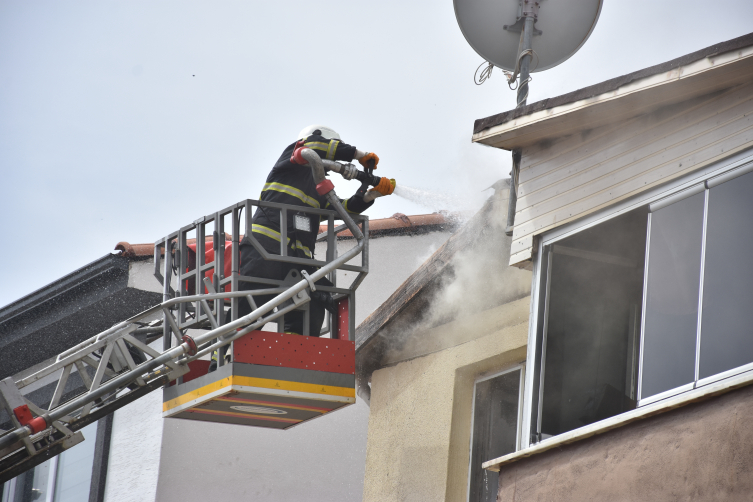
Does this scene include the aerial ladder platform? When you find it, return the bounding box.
[0,148,377,483]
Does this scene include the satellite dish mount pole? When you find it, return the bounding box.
[516,3,537,108]
[506,1,538,235]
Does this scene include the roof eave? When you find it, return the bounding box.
[474,37,753,151]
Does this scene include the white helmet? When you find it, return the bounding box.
[297,124,341,141]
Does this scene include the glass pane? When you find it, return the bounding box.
[53,422,97,502]
[540,209,646,437]
[469,369,520,502]
[1,459,52,502]
[641,192,705,399]
[700,171,753,378]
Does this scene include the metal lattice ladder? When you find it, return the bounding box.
[0,149,369,482]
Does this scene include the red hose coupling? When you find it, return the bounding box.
[291,146,308,165]
[315,179,335,195]
[182,334,198,356]
[28,417,47,434]
[13,405,47,434]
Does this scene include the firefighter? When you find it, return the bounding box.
[210,125,395,370]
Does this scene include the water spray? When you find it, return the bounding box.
[319,152,468,214]
[393,185,467,213]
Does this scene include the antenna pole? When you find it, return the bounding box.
[516,11,535,108]
[508,2,537,235]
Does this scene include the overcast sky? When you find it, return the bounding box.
[1,0,752,307]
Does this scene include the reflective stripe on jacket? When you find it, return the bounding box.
[251,134,373,258]
[251,224,313,258]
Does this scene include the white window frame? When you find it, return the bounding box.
[467,364,525,502]
[521,148,753,450]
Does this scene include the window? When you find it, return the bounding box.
[1,422,98,502]
[533,210,646,440]
[526,159,753,446]
[468,367,523,502]
[640,169,753,402]
[698,171,753,379]
[640,190,704,399]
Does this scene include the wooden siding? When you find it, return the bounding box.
[509,82,753,265]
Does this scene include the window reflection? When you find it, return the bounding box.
[1,422,97,502]
[539,209,646,438]
[53,422,97,502]
[469,368,521,502]
[700,171,753,378]
[640,192,705,399]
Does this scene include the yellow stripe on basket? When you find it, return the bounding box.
[231,375,355,398]
[163,377,233,412]
[163,375,355,413]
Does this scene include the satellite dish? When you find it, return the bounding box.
[454,0,603,72]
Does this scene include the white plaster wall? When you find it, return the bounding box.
[103,376,164,502]
[155,397,372,502]
[127,261,163,293]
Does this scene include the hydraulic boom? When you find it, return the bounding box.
[0,149,370,483]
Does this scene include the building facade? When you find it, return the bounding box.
[476,33,753,501]
[359,33,753,502]
[357,185,533,501]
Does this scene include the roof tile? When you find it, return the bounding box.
[116,213,454,257]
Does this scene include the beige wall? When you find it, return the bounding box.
[508,81,753,265]
[362,297,530,502]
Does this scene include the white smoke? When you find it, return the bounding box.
[375,181,532,359]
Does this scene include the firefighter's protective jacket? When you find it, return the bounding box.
[250,134,374,258]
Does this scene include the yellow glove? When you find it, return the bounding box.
[358,152,380,169]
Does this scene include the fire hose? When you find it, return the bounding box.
[290,142,387,197]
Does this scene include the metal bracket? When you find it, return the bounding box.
[280,269,311,306]
[292,289,310,306]
[301,270,317,292]
[0,378,39,455]
[0,378,27,416]
[504,0,542,35]
[61,431,85,450]
[202,277,217,295]
[522,0,540,18]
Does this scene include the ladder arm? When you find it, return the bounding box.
[0,157,365,482]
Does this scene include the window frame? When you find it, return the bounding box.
[636,183,707,406]
[522,148,753,450]
[1,415,111,502]
[467,364,525,502]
